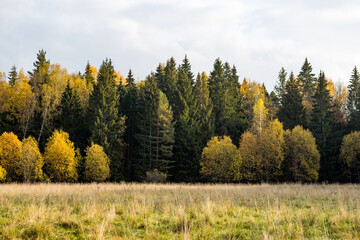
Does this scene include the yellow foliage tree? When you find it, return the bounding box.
[261,119,285,182]
[0,165,6,182]
[200,136,240,182]
[239,131,262,182]
[0,132,22,181]
[44,130,77,182]
[69,73,92,109]
[21,136,44,182]
[339,131,360,182]
[84,143,110,182]
[252,98,268,137]
[283,126,320,182]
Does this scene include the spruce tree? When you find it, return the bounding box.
[208,59,248,144]
[310,71,334,181]
[84,61,95,86]
[171,66,201,182]
[120,69,139,180]
[347,66,360,131]
[181,55,195,86]
[195,72,214,145]
[298,58,316,100]
[135,76,174,180]
[56,82,85,150]
[278,72,306,130]
[274,67,287,100]
[8,65,18,87]
[88,59,126,181]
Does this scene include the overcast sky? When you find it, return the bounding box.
[1,0,360,90]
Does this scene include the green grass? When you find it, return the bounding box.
[0,183,359,239]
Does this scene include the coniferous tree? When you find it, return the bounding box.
[310,71,334,181]
[274,67,287,101]
[171,64,201,182]
[298,58,316,100]
[135,76,174,180]
[8,65,18,87]
[195,72,214,145]
[278,72,306,130]
[84,61,95,86]
[208,59,248,144]
[181,55,195,86]
[26,50,51,144]
[88,59,126,181]
[347,66,360,131]
[120,69,139,180]
[56,82,86,150]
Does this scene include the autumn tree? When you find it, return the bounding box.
[0,166,6,182]
[84,143,110,182]
[339,131,360,182]
[283,126,320,182]
[261,119,285,182]
[238,131,262,182]
[0,132,22,181]
[252,98,268,137]
[43,130,77,182]
[200,136,240,182]
[21,136,43,182]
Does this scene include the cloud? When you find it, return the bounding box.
[0,0,359,89]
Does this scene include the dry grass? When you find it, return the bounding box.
[0,183,359,239]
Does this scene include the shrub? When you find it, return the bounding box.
[145,169,167,183]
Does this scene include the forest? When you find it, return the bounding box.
[0,50,360,183]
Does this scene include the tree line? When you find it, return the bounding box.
[0,51,360,183]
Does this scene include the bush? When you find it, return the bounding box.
[145,169,167,183]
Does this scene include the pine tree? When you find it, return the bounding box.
[120,69,139,180]
[310,71,334,181]
[8,65,18,87]
[278,72,306,130]
[347,66,360,131]
[88,59,126,181]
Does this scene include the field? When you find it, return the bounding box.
[0,184,359,239]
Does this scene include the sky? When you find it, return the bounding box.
[1,0,360,90]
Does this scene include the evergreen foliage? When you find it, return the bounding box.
[88,59,126,181]
[278,72,306,130]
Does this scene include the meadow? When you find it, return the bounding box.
[0,183,359,239]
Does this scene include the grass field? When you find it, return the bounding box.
[0,183,359,239]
